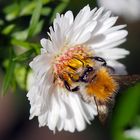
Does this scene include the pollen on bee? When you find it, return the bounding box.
[53,44,94,87]
[54,44,93,75]
[86,68,118,102]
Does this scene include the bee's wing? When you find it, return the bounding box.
[96,101,108,123]
[112,74,140,89]
[94,97,115,124]
[97,74,140,122]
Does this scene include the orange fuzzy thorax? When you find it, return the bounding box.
[86,68,118,102]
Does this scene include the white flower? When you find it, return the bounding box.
[97,0,140,22]
[125,127,140,140]
[27,5,129,133]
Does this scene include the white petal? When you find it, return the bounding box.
[40,38,55,53]
[96,48,130,60]
[29,54,53,80]
[65,10,74,25]
[91,30,128,49]
[98,0,140,22]
[96,17,118,34]
[47,94,59,132]
[107,60,127,74]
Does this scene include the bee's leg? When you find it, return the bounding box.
[64,80,79,92]
[89,56,107,66]
[68,73,80,82]
[59,75,79,92]
[68,65,77,71]
[89,56,116,73]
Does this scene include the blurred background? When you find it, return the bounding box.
[0,0,140,140]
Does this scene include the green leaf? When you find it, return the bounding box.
[20,1,51,16]
[41,0,51,4]
[2,49,15,95]
[28,1,42,38]
[41,7,51,16]
[50,0,69,23]
[0,19,4,26]
[11,39,41,54]
[13,49,34,62]
[14,65,28,90]
[3,3,19,21]
[112,84,140,140]
[20,1,35,16]
[32,20,44,36]
[11,39,32,49]
[12,29,28,41]
[2,24,15,35]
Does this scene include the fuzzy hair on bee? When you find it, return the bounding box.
[54,48,140,123]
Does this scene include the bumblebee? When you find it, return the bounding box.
[54,46,140,122]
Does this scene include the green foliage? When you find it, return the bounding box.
[28,0,42,38]
[50,0,69,23]
[111,84,140,140]
[2,24,15,35]
[2,48,15,95]
[13,49,35,62]
[0,0,70,95]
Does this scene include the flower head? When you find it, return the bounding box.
[97,0,140,22]
[125,127,140,140]
[27,5,129,133]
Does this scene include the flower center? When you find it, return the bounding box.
[54,44,94,76]
[53,44,95,87]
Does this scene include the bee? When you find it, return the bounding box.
[57,54,140,122]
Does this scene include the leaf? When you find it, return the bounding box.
[2,24,15,35]
[12,29,28,41]
[114,84,140,128]
[20,1,51,16]
[41,7,51,16]
[20,1,35,16]
[111,84,140,140]
[3,3,19,21]
[0,19,4,26]
[2,49,15,95]
[41,0,51,4]
[28,1,42,38]
[32,20,44,36]
[50,0,69,23]
[14,65,27,90]
[11,39,32,49]
[13,49,34,62]
[11,39,41,54]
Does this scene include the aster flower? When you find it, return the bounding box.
[125,127,140,140]
[97,0,140,22]
[27,5,129,132]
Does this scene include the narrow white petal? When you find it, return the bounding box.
[107,60,127,74]
[91,30,128,49]
[40,38,55,53]
[65,10,74,25]
[97,17,118,33]
[96,48,130,60]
